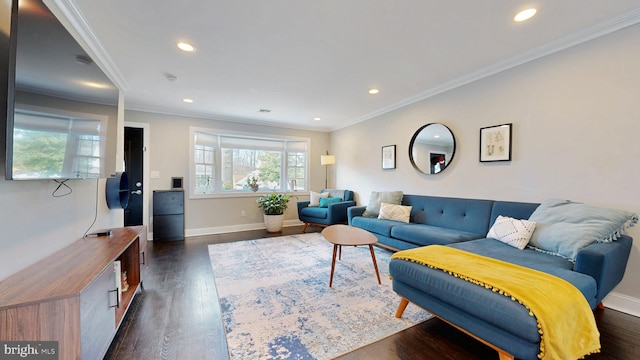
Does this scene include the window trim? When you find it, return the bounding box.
[188,126,310,199]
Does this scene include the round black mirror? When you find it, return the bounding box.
[409,123,456,175]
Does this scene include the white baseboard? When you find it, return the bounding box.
[602,292,640,317]
[185,223,265,237]
[149,220,304,240]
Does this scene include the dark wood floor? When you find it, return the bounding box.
[106,226,640,360]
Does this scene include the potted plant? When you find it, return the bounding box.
[246,176,259,192]
[256,192,296,232]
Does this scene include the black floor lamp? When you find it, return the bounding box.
[320,151,335,189]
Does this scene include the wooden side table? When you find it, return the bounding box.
[321,224,381,287]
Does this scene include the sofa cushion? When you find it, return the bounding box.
[390,240,598,343]
[299,206,328,219]
[450,238,573,271]
[489,201,539,228]
[351,216,398,237]
[390,278,540,360]
[319,197,342,208]
[323,189,346,200]
[362,191,403,217]
[390,259,540,343]
[401,195,493,235]
[449,238,597,308]
[486,215,537,250]
[528,199,638,261]
[378,203,412,223]
[391,224,484,246]
[308,191,329,207]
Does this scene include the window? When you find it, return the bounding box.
[193,132,216,194]
[190,128,309,197]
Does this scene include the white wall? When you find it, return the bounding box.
[123,110,331,236]
[332,25,640,307]
[0,179,123,280]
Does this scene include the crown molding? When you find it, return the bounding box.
[335,8,640,132]
[125,104,333,133]
[45,0,130,92]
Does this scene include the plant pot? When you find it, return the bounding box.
[264,214,284,233]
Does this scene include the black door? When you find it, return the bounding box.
[124,127,144,226]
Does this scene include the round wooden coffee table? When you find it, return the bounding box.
[321,224,381,287]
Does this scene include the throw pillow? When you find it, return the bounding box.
[486,215,537,250]
[528,199,638,260]
[308,191,329,207]
[378,202,412,223]
[319,197,342,208]
[362,191,403,217]
[324,189,346,201]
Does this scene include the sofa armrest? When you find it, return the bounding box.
[327,201,356,224]
[347,206,367,225]
[574,235,633,303]
[297,200,311,215]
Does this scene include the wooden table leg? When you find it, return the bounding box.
[330,244,338,287]
[369,245,381,284]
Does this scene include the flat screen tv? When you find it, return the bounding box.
[2,0,118,180]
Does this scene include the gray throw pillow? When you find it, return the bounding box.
[324,189,346,200]
[362,191,403,217]
[528,199,638,261]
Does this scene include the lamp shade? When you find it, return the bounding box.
[320,155,335,165]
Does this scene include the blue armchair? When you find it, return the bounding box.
[297,189,356,232]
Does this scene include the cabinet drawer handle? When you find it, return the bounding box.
[108,289,120,308]
[141,251,146,265]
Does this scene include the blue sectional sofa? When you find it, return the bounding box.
[347,194,634,360]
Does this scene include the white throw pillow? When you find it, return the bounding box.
[363,191,403,217]
[487,215,537,250]
[378,202,412,223]
[308,191,329,207]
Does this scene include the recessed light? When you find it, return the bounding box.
[514,8,537,22]
[183,98,194,103]
[368,88,380,95]
[314,117,322,121]
[177,42,195,52]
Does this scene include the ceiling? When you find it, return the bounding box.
[52,0,640,132]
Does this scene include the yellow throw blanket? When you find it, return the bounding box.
[391,245,600,360]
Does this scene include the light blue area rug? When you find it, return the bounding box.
[208,232,431,360]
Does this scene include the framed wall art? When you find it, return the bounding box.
[480,123,512,162]
[382,145,396,169]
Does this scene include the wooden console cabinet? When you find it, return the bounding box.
[0,226,147,359]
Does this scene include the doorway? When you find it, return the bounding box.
[124,123,150,228]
